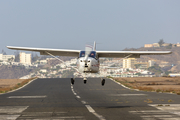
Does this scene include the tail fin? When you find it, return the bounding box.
[93,41,96,51]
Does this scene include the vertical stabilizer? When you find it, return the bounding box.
[93,41,96,51]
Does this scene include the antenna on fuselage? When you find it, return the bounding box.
[93,41,96,51]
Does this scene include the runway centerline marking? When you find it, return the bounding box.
[85,105,95,112]
[8,96,47,98]
[71,84,106,120]
[76,95,81,98]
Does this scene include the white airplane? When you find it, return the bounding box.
[7,42,172,86]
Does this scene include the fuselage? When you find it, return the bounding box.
[77,51,99,73]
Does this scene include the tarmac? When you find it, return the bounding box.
[0,78,180,120]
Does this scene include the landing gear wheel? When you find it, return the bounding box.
[101,79,105,86]
[84,80,87,84]
[71,78,74,85]
[83,78,87,84]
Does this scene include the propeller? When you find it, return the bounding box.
[84,44,93,63]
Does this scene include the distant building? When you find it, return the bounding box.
[144,43,160,48]
[159,61,169,67]
[134,60,155,69]
[40,69,47,73]
[144,44,153,48]
[161,43,171,47]
[19,52,31,65]
[0,54,15,62]
[152,43,160,47]
[176,43,180,47]
[39,60,47,64]
[148,60,155,67]
[123,58,137,69]
[136,61,149,69]
[169,73,180,77]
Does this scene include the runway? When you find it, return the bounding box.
[0,78,180,120]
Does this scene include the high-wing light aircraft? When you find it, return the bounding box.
[7,42,172,86]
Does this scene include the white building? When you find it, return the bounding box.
[20,52,31,65]
[148,60,155,67]
[0,54,15,62]
[40,69,47,73]
[123,58,137,69]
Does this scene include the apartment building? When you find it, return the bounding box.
[20,52,31,65]
[123,58,137,69]
[144,43,160,48]
[123,58,155,69]
[0,54,15,62]
[144,44,153,48]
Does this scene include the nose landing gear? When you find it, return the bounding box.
[83,78,87,84]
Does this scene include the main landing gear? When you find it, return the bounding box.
[71,78,105,86]
[71,78,74,85]
[101,79,105,86]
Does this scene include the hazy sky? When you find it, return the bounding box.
[0,0,180,54]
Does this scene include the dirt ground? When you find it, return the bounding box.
[0,79,25,88]
[114,77,180,94]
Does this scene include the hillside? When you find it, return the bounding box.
[124,47,180,72]
[0,65,35,79]
[0,56,74,79]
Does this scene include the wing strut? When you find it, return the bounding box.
[45,51,79,73]
[123,54,133,59]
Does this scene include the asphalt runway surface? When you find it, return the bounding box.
[0,78,180,120]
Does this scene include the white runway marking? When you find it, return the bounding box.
[110,94,146,96]
[85,105,106,120]
[0,115,20,120]
[8,96,47,98]
[81,100,87,104]
[20,112,84,119]
[130,104,180,120]
[71,84,106,120]
[85,105,95,113]
[149,104,180,116]
[0,106,28,113]
[76,95,81,98]
[0,106,28,120]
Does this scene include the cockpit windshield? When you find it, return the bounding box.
[79,51,85,57]
[79,51,96,58]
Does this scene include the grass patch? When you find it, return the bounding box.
[0,77,37,94]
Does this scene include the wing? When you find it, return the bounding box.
[7,46,80,57]
[96,51,172,58]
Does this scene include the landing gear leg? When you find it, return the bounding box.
[101,79,105,86]
[83,73,87,84]
[83,78,87,84]
[71,78,75,85]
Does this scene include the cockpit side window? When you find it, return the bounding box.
[89,51,96,58]
[79,51,96,58]
[79,51,85,57]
